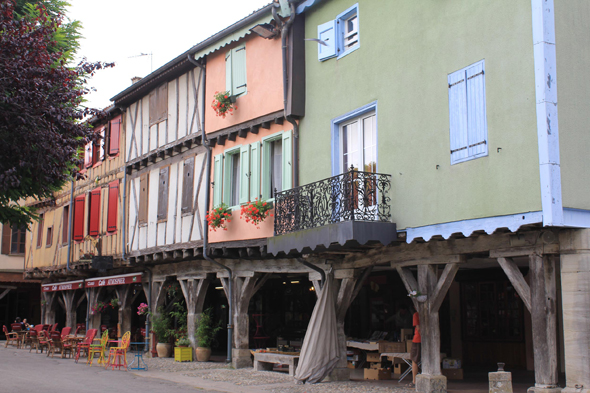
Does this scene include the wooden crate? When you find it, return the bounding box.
[174,347,193,362]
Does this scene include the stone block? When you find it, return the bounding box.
[416,374,447,393]
[560,255,590,273]
[560,272,590,292]
[325,367,351,381]
[527,387,562,393]
[489,371,513,393]
[232,348,253,369]
[559,229,590,252]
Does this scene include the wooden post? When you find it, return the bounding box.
[497,255,559,392]
[397,263,459,393]
[115,285,132,337]
[220,272,269,369]
[61,291,77,329]
[178,275,212,351]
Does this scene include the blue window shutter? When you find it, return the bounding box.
[225,51,232,94]
[466,61,487,158]
[282,130,293,190]
[318,20,337,61]
[448,69,468,164]
[239,145,250,204]
[232,45,247,96]
[213,154,223,207]
[250,141,261,202]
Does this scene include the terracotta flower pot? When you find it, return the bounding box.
[196,347,212,362]
[156,342,173,358]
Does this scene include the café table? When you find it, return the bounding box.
[127,342,148,371]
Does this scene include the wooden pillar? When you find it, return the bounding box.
[87,287,103,330]
[220,272,269,369]
[115,285,132,337]
[61,290,77,329]
[178,275,212,350]
[497,255,559,393]
[397,262,458,393]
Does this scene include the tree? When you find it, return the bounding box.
[0,1,113,226]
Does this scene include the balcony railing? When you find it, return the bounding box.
[274,168,392,236]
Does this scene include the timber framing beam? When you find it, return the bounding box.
[497,257,532,311]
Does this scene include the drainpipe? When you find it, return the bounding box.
[273,1,300,187]
[187,54,234,364]
[66,180,74,270]
[122,168,127,260]
[146,267,152,353]
[297,258,325,290]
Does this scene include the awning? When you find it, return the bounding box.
[42,280,84,292]
[85,273,142,289]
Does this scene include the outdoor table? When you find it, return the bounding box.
[127,342,148,371]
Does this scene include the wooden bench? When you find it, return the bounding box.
[253,352,299,376]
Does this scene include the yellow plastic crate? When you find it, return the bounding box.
[174,347,193,362]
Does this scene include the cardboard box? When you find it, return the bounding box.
[369,362,381,369]
[366,352,381,363]
[347,361,355,369]
[401,328,413,341]
[380,341,406,353]
[442,358,462,369]
[442,368,464,380]
[393,363,408,375]
[364,368,391,380]
[406,340,413,353]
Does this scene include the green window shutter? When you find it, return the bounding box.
[250,141,261,202]
[239,145,250,204]
[225,51,232,94]
[223,153,232,205]
[213,154,223,207]
[232,45,247,96]
[261,140,271,200]
[282,130,293,191]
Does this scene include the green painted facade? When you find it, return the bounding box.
[299,0,542,230]
[555,1,590,211]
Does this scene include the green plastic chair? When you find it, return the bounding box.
[87,330,109,366]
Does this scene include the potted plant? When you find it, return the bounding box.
[240,198,273,229]
[206,203,232,231]
[195,307,222,362]
[110,298,120,309]
[151,307,173,357]
[211,91,237,118]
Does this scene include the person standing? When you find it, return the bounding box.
[411,311,421,385]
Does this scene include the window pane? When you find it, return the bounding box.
[270,140,282,197]
[363,115,377,173]
[342,121,360,173]
[231,154,240,206]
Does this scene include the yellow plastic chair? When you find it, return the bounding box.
[105,331,131,371]
[87,330,109,366]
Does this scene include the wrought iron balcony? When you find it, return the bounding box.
[269,168,396,255]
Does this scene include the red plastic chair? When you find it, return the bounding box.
[37,330,51,354]
[74,329,97,363]
[28,329,38,352]
[61,327,72,338]
[3,325,18,348]
[33,325,43,333]
[52,323,58,331]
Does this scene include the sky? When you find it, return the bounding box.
[68,0,272,110]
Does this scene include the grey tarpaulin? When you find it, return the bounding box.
[293,274,340,384]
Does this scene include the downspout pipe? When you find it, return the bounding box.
[274,1,300,187]
[122,167,127,260]
[146,267,152,353]
[187,54,234,365]
[297,258,325,289]
[66,180,74,270]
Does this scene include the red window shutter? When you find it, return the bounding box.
[84,142,93,168]
[1,223,11,255]
[88,188,101,237]
[107,180,119,232]
[109,116,121,156]
[73,195,85,241]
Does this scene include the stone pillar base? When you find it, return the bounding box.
[416,374,447,393]
[490,371,513,393]
[324,367,350,382]
[562,388,590,393]
[527,387,562,393]
[232,348,252,369]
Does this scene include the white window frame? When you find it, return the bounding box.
[448,60,488,165]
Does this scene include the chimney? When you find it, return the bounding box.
[131,76,142,85]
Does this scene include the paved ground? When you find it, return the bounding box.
[0,342,546,393]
